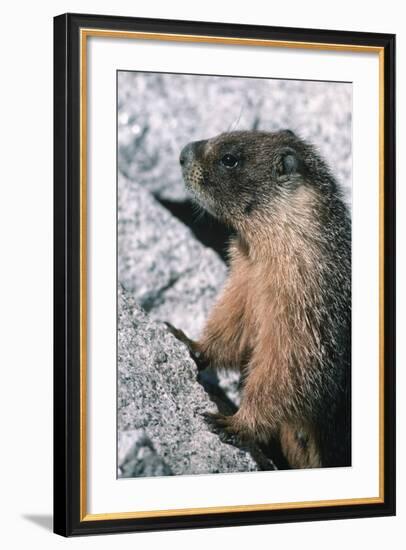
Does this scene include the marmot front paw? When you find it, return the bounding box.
[165,322,209,371]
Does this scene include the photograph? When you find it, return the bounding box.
[53,13,395,536]
[1,1,401,547]
[117,71,353,477]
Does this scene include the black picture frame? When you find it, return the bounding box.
[54,12,396,537]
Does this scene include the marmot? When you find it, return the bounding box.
[178,130,351,469]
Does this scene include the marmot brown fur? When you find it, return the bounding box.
[178,130,351,469]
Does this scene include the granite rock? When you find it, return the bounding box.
[118,429,172,478]
[118,173,227,340]
[117,285,273,476]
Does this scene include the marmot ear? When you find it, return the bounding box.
[280,147,299,176]
[279,129,296,138]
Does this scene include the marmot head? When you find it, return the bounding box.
[180,130,336,231]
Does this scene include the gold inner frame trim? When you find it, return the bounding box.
[79,28,385,522]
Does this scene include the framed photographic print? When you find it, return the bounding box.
[53,13,396,536]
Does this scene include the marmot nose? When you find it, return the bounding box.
[179,143,194,167]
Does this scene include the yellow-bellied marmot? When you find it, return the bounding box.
[178,130,351,469]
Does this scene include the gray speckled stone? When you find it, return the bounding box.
[118,174,227,340]
[118,430,172,478]
[118,174,241,406]
[118,72,352,206]
[118,285,267,476]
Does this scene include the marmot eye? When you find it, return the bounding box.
[220,154,239,168]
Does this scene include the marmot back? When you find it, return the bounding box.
[179,130,351,468]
